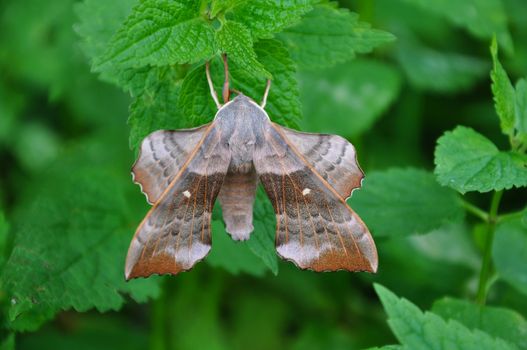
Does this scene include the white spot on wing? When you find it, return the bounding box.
[302,188,311,196]
[183,190,191,198]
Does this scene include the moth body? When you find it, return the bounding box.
[214,94,268,240]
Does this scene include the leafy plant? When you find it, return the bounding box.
[0,0,526,349]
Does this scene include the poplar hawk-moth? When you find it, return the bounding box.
[125,59,378,279]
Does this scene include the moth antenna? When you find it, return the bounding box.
[261,79,271,108]
[205,61,221,109]
[222,53,230,104]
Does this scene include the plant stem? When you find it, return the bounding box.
[497,209,525,223]
[460,199,489,222]
[476,190,503,305]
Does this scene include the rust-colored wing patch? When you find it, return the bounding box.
[125,124,230,279]
[253,123,377,273]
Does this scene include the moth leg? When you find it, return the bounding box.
[205,61,221,109]
[222,53,230,104]
[261,79,271,108]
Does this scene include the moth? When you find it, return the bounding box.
[125,56,377,280]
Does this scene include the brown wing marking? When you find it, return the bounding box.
[254,123,377,272]
[125,123,230,279]
[132,124,210,204]
[277,126,364,199]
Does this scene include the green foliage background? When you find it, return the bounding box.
[0,0,526,349]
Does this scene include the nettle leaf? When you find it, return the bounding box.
[434,126,527,193]
[374,284,517,350]
[178,64,219,126]
[231,39,301,128]
[1,135,160,332]
[396,42,488,93]
[401,0,513,54]
[493,216,527,296]
[94,0,216,71]
[229,0,314,39]
[178,39,301,128]
[279,4,395,70]
[491,38,516,136]
[207,221,268,276]
[299,59,401,137]
[350,168,464,238]
[128,66,187,153]
[216,20,270,79]
[432,297,527,349]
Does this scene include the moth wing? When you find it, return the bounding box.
[126,124,230,279]
[132,124,210,204]
[277,126,363,199]
[254,123,377,272]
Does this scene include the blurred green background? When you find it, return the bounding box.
[1,0,526,349]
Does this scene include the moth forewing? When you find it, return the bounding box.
[125,123,231,279]
[253,122,377,273]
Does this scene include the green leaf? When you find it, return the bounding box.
[491,37,516,136]
[1,134,160,332]
[230,0,314,39]
[178,39,301,129]
[207,221,268,276]
[374,284,517,350]
[299,59,401,136]
[279,5,395,69]
[434,126,527,193]
[408,223,479,269]
[178,64,219,126]
[401,0,513,54]
[350,168,464,238]
[232,39,301,128]
[493,216,527,296]
[128,66,187,153]
[515,78,527,138]
[432,297,527,349]
[396,42,488,93]
[94,0,216,71]
[215,20,269,79]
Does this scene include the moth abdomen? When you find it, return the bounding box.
[218,168,258,241]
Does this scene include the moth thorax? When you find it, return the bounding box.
[228,160,254,174]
